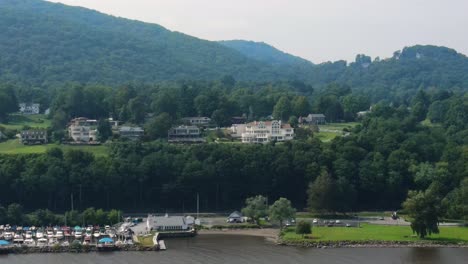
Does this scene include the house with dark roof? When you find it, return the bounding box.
[119,126,144,140]
[20,129,48,145]
[299,114,326,125]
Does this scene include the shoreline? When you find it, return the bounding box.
[199,228,468,249]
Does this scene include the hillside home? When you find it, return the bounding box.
[119,126,144,140]
[20,129,48,145]
[299,114,326,125]
[168,125,205,143]
[68,117,98,143]
[19,103,40,115]
[235,120,294,143]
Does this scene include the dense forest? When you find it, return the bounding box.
[0,88,466,220]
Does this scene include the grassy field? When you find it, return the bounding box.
[0,139,109,156]
[0,114,51,130]
[312,122,359,142]
[282,224,468,244]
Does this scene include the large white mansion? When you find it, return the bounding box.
[232,120,294,143]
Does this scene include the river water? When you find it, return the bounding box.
[1,235,467,264]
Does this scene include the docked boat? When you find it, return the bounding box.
[36,229,44,239]
[25,230,33,239]
[13,234,24,244]
[47,230,54,239]
[93,230,101,238]
[24,238,35,247]
[74,230,83,239]
[3,232,13,241]
[55,230,64,239]
[97,237,116,251]
[48,237,59,246]
[37,238,48,247]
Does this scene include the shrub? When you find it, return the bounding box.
[296,221,312,237]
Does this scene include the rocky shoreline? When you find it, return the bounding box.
[277,239,468,248]
[1,244,159,254]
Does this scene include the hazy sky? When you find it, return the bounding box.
[46,0,468,63]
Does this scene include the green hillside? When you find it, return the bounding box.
[0,0,289,85]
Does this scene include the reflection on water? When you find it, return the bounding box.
[1,235,467,264]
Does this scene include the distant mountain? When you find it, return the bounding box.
[219,40,313,66]
[0,0,304,86]
[1,0,468,99]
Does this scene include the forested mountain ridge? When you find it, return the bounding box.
[219,40,314,66]
[0,0,294,86]
[1,0,468,100]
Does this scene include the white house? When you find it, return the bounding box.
[234,120,294,144]
[19,103,40,115]
[68,117,98,143]
[146,214,191,232]
[227,211,243,223]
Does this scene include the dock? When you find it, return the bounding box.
[159,240,166,250]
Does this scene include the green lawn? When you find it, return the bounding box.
[312,122,359,143]
[318,122,359,131]
[282,224,468,244]
[137,235,155,247]
[0,114,51,130]
[0,139,109,156]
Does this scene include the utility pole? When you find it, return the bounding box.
[196,192,199,219]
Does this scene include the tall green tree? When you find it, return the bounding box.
[241,195,268,224]
[402,189,442,238]
[269,197,296,229]
[273,96,292,121]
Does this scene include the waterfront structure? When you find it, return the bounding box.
[234,120,294,143]
[299,114,326,125]
[119,126,144,140]
[181,117,211,126]
[20,129,48,145]
[146,214,191,232]
[19,103,40,115]
[227,211,243,223]
[168,125,205,143]
[68,117,98,143]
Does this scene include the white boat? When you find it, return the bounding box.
[47,230,54,239]
[24,238,35,247]
[74,231,83,239]
[25,230,33,239]
[48,237,59,246]
[61,241,69,247]
[13,234,24,244]
[3,232,13,241]
[55,231,64,239]
[36,230,44,239]
[93,230,101,238]
[37,238,48,247]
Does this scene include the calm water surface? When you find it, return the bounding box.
[1,235,467,264]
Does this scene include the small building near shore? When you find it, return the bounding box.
[146,214,191,232]
[227,211,243,223]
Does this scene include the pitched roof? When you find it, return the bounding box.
[229,211,242,218]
